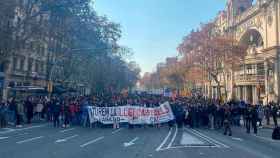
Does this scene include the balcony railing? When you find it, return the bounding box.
[235,74,265,83]
[235,4,259,24]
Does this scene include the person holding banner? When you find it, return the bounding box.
[113,117,120,129]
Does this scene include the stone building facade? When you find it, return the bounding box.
[204,0,280,105]
[0,1,50,100]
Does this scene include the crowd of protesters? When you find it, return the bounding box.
[1,93,280,137]
[171,96,280,136]
[0,93,172,128]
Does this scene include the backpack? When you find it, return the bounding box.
[272,126,280,140]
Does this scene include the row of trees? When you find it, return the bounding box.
[141,22,247,98]
[0,0,140,94]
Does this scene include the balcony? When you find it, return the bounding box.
[235,4,259,25]
[235,74,265,84]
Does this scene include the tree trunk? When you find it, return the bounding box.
[222,72,228,101]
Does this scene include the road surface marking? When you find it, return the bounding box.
[0,137,9,140]
[167,124,178,148]
[253,135,276,142]
[124,137,139,147]
[80,136,104,148]
[0,124,47,134]
[2,128,15,132]
[156,127,172,151]
[180,132,204,145]
[191,129,230,148]
[231,137,243,141]
[164,145,218,150]
[16,136,44,144]
[185,128,220,147]
[17,132,29,136]
[112,128,123,134]
[55,134,79,143]
[60,128,75,133]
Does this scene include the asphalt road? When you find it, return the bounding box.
[0,123,279,158]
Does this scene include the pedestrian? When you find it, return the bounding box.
[264,105,271,126]
[25,97,34,124]
[52,99,61,128]
[8,98,17,126]
[63,103,70,128]
[244,105,252,134]
[272,105,278,127]
[16,100,24,127]
[208,104,216,130]
[257,105,264,127]
[223,105,232,136]
[251,106,258,134]
[0,101,7,128]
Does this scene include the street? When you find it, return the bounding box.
[0,123,279,158]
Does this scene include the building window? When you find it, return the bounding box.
[35,61,39,73]
[28,58,33,71]
[20,58,25,71]
[13,57,17,71]
[0,63,4,72]
[41,62,45,74]
[257,63,264,75]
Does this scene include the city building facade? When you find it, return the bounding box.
[204,0,280,105]
[0,1,50,100]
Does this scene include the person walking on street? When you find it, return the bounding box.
[245,105,252,134]
[272,105,278,127]
[251,106,258,134]
[9,98,17,126]
[16,100,24,127]
[223,105,232,136]
[63,103,70,128]
[257,105,264,127]
[264,105,271,126]
[0,101,8,128]
[25,97,34,124]
[52,99,61,128]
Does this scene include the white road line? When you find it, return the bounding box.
[167,124,178,148]
[156,127,172,151]
[185,128,220,148]
[124,137,139,147]
[0,137,9,140]
[112,128,123,134]
[55,134,79,143]
[80,136,104,148]
[191,129,230,148]
[16,136,44,144]
[231,137,243,141]
[17,132,29,136]
[166,145,218,150]
[0,124,47,134]
[180,132,204,145]
[60,128,75,133]
[253,135,276,142]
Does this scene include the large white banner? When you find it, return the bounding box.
[87,102,174,124]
